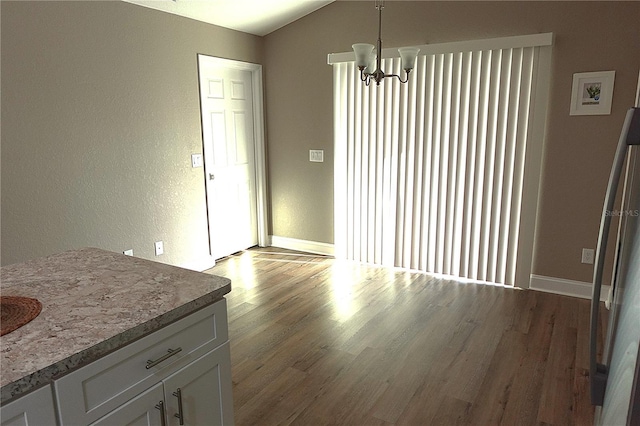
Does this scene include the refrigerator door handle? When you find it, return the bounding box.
[590,107,640,406]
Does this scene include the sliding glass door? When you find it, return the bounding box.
[331,34,553,287]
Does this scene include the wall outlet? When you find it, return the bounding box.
[155,241,164,256]
[123,249,134,256]
[310,149,324,163]
[581,248,595,264]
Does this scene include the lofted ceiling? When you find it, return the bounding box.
[122,0,335,36]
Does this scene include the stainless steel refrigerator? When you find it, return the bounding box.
[590,98,640,424]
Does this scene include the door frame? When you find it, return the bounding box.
[197,54,269,252]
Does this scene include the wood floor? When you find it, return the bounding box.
[206,247,608,426]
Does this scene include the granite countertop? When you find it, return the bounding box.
[0,247,231,404]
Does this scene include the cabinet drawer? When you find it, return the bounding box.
[0,385,58,426]
[55,299,228,426]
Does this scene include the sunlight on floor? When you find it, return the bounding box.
[214,248,522,324]
[328,261,356,322]
[221,250,257,290]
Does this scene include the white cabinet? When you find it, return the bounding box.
[91,345,234,426]
[163,344,234,425]
[90,384,164,426]
[0,385,57,426]
[55,299,234,426]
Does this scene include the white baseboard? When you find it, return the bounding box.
[180,256,217,272]
[180,237,335,271]
[270,236,335,256]
[530,274,610,301]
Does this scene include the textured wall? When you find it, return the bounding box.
[1,1,263,267]
[263,1,640,284]
[2,1,639,286]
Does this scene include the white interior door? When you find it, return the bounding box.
[199,56,259,260]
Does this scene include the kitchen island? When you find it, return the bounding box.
[0,247,233,425]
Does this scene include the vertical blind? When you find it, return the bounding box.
[333,36,551,286]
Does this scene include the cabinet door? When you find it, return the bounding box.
[55,300,228,426]
[163,343,234,426]
[0,386,57,426]
[90,383,164,426]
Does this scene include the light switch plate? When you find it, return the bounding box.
[191,154,203,168]
[582,248,595,264]
[310,150,324,162]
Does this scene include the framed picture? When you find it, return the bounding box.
[570,71,615,116]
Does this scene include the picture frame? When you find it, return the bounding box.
[570,71,615,116]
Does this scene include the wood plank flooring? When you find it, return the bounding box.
[205,247,608,426]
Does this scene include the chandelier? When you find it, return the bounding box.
[352,0,420,86]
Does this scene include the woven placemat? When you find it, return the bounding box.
[0,296,43,336]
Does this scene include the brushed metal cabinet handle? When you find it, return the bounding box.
[146,347,183,369]
[173,388,185,425]
[155,400,167,426]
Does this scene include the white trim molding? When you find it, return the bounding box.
[270,236,335,256]
[328,33,554,65]
[180,256,217,272]
[530,274,610,301]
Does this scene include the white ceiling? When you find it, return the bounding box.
[122,0,335,36]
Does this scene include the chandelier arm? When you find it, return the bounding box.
[359,68,372,85]
[386,69,412,84]
[359,69,372,86]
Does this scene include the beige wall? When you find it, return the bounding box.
[2,1,638,286]
[1,1,263,267]
[264,1,640,284]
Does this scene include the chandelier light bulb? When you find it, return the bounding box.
[399,47,420,72]
[352,43,375,69]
